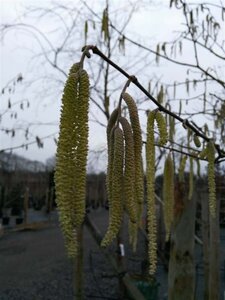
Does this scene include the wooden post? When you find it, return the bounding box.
[85,216,146,300]
[201,190,209,300]
[209,196,220,300]
[73,225,84,300]
[24,187,29,225]
[117,226,126,299]
[168,182,196,300]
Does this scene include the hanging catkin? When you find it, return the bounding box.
[207,141,216,217]
[101,127,124,247]
[107,108,118,144]
[73,68,90,226]
[55,63,89,257]
[119,116,138,251]
[122,92,144,223]
[178,155,187,182]
[119,117,136,224]
[146,110,168,275]
[163,153,174,241]
[106,109,118,210]
[193,134,201,148]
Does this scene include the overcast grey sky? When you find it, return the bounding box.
[0,0,224,169]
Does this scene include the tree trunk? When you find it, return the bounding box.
[168,182,196,300]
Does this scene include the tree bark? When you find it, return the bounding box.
[168,182,196,300]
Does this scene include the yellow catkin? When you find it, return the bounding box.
[55,63,79,257]
[107,108,118,145]
[188,157,194,200]
[146,110,168,275]
[199,147,208,159]
[155,111,168,146]
[106,109,118,211]
[193,134,201,148]
[119,116,138,251]
[169,115,175,142]
[163,153,174,241]
[146,111,157,275]
[101,127,124,247]
[119,117,136,224]
[73,69,90,226]
[122,92,144,223]
[207,141,216,217]
[106,128,115,211]
[55,63,89,257]
[178,155,187,182]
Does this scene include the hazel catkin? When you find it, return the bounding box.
[178,155,187,182]
[122,92,144,223]
[193,134,201,148]
[207,141,216,217]
[146,110,157,275]
[55,63,89,257]
[119,117,136,224]
[146,110,168,275]
[101,127,124,247]
[163,153,174,241]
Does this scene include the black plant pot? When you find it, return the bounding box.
[2,217,10,225]
[16,217,24,225]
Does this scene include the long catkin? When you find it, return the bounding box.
[55,63,89,257]
[163,153,174,241]
[122,92,144,223]
[101,127,124,247]
[119,117,136,224]
[106,109,118,209]
[119,116,138,250]
[146,110,167,275]
[146,111,157,275]
[207,141,216,217]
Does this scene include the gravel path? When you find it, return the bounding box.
[0,209,156,300]
[0,208,224,299]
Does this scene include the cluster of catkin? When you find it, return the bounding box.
[54,61,217,277]
[54,63,89,257]
[101,93,144,250]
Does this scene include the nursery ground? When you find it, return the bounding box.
[0,208,224,299]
